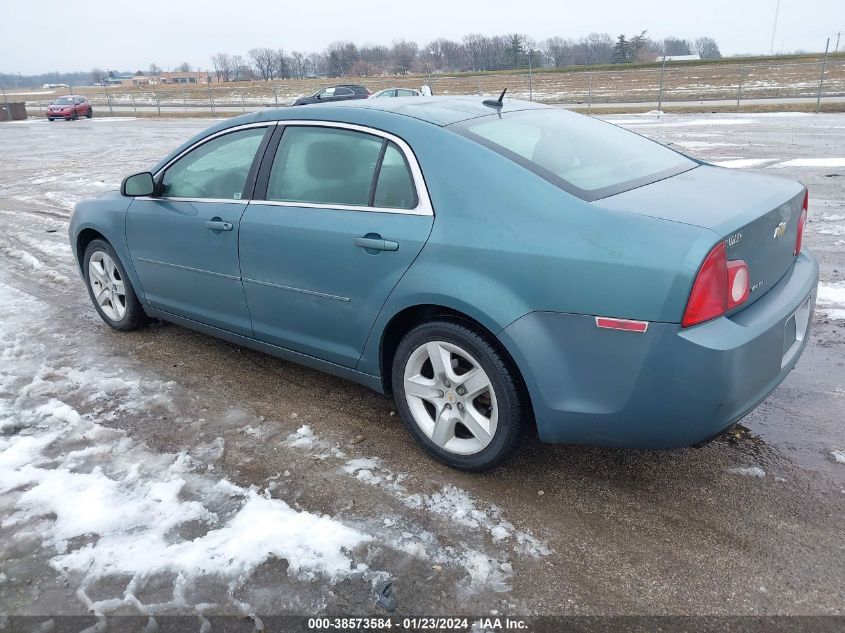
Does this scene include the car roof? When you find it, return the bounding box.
[275,96,551,127]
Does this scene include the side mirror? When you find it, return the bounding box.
[315,94,322,99]
[121,172,154,197]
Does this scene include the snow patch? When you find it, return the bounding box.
[773,158,845,168]
[728,466,766,478]
[817,283,845,321]
[831,450,845,464]
[712,158,779,169]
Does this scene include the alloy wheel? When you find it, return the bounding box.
[403,340,498,455]
[88,251,127,321]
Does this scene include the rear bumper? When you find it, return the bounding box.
[498,251,819,449]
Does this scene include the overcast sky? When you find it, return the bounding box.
[2,0,842,74]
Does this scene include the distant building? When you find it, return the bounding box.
[655,54,701,62]
[121,71,214,86]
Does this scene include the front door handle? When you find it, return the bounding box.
[353,236,399,251]
[206,219,233,232]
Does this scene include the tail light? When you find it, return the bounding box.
[682,242,750,328]
[795,190,808,256]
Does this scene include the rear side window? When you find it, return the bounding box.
[161,128,266,200]
[451,109,696,201]
[374,143,417,209]
[266,126,417,210]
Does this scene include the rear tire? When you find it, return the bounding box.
[83,239,148,331]
[391,319,528,471]
[86,108,93,119]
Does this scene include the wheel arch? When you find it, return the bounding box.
[378,303,535,424]
[75,228,108,272]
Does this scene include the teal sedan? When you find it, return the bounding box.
[69,97,818,470]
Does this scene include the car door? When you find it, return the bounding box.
[239,122,434,368]
[126,123,273,335]
[332,87,355,102]
[317,87,336,102]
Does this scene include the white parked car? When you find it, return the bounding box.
[370,88,423,98]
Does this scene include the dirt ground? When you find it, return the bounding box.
[0,112,843,622]
[9,55,845,112]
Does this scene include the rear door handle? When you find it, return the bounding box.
[206,220,233,232]
[353,236,399,251]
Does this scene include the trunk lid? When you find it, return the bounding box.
[595,165,805,311]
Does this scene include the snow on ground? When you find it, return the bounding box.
[281,425,550,589]
[671,141,742,150]
[711,158,781,169]
[0,281,375,614]
[816,283,845,321]
[773,158,845,168]
[831,450,845,464]
[728,466,767,478]
[0,274,549,613]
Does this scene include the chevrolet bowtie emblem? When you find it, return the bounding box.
[773,221,787,239]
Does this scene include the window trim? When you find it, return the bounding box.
[141,122,276,204]
[254,120,433,216]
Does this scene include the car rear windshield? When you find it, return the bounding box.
[450,109,696,201]
[52,97,74,105]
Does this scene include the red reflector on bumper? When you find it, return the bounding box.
[595,317,649,333]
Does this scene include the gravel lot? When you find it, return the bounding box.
[0,112,843,620]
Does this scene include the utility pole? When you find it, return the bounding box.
[836,32,841,54]
[528,48,533,101]
[816,38,830,114]
[769,0,781,55]
[657,46,668,112]
[1,83,9,122]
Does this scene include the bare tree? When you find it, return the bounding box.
[289,51,306,79]
[543,37,576,68]
[663,37,691,56]
[391,39,418,74]
[148,63,162,76]
[306,51,326,77]
[692,36,721,59]
[231,55,250,80]
[212,53,233,82]
[326,41,359,76]
[249,47,276,80]
[91,67,108,85]
[579,33,614,65]
[177,62,192,72]
[463,33,490,71]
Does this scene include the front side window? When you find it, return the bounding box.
[266,126,417,210]
[318,87,335,97]
[451,109,696,201]
[161,127,266,200]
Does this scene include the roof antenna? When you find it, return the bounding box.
[483,87,507,108]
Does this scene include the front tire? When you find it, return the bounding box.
[391,319,528,471]
[71,111,79,120]
[83,239,148,331]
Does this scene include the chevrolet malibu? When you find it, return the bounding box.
[68,97,818,470]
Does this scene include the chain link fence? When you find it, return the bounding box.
[10,57,845,119]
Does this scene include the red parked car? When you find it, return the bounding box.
[46,96,93,121]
